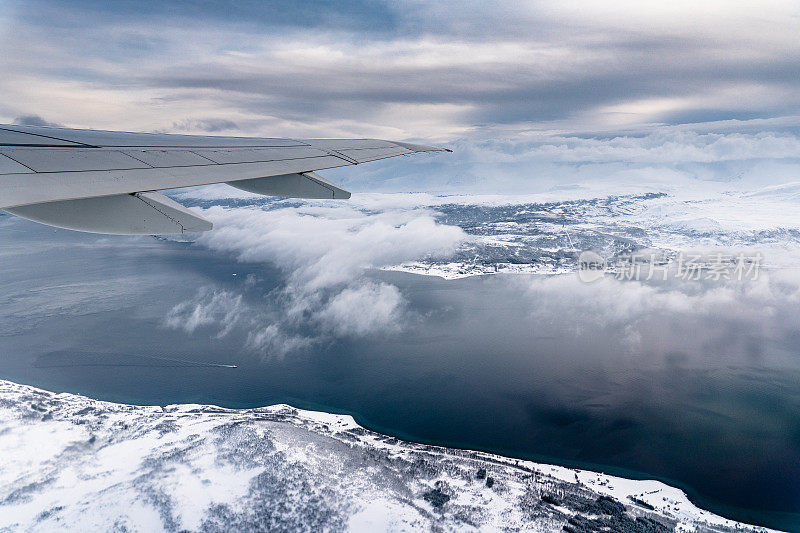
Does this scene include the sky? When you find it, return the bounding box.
[1,0,799,139]
[2,0,800,193]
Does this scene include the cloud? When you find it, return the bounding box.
[163,287,244,338]
[13,114,62,127]
[4,1,800,200]
[515,269,800,359]
[169,118,239,133]
[170,185,800,359]
[245,324,316,357]
[193,204,466,291]
[163,200,466,355]
[481,131,800,164]
[316,282,405,337]
[312,129,800,197]
[1,1,799,139]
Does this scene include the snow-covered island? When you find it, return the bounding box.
[0,380,777,532]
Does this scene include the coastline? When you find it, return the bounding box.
[0,379,780,532]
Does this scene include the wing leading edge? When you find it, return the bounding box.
[0,124,449,234]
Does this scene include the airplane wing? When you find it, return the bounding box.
[0,124,449,235]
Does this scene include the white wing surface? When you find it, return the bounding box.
[0,124,449,234]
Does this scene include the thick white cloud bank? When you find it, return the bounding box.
[163,202,465,355]
[196,205,464,290]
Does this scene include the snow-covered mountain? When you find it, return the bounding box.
[0,380,776,532]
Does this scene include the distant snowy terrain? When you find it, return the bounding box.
[175,186,800,281]
[388,189,800,279]
[0,380,776,532]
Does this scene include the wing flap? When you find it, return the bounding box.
[5,191,212,234]
[227,172,351,199]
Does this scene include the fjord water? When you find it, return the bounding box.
[1,219,799,531]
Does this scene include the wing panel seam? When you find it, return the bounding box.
[0,126,98,148]
[133,193,185,233]
[0,154,340,175]
[80,144,311,148]
[189,151,221,164]
[325,149,360,165]
[121,152,156,168]
[303,173,336,198]
[0,152,36,172]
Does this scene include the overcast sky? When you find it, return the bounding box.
[1,0,799,141]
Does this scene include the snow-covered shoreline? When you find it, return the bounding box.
[0,379,778,532]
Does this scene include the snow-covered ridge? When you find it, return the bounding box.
[0,380,777,532]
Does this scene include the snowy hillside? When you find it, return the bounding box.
[0,380,776,532]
